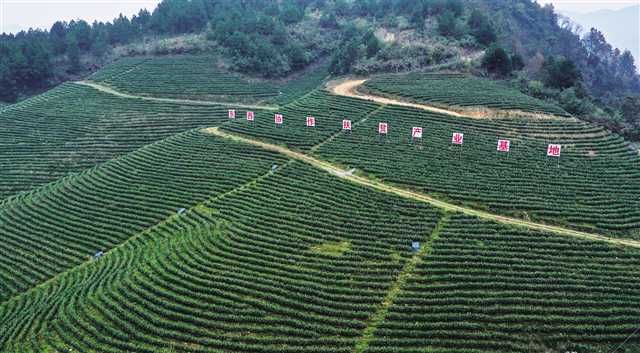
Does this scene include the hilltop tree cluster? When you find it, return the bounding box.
[0,0,212,102]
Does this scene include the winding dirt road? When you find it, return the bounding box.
[205,127,640,250]
[76,81,279,110]
[329,79,468,117]
[329,78,569,121]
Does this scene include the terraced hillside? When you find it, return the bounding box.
[2,161,639,352]
[0,82,234,200]
[2,54,640,353]
[314,105,640,238]
[0,161,443,352]
[90,55,329,105]
[366,214,640,353]
[0,130,287,303]
[223,89,381,150]
[363,73,570,116]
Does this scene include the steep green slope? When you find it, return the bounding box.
[363,73,569,116]
[0,83,232,200]
[89,55,330,105]
[2,160,638,352]
[367,214,640,353]
[223,89,381,150]
[0,130,287,303]
[0,161,442,352]
[315,105,640,238]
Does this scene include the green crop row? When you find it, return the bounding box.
[366,214,640,353]
[0,82,233,201]
[364,73,570,116]
[315,104,640,238]
[0,130,287,303]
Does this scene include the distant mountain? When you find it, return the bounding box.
[560,5,640,70]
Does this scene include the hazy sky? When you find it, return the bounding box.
[1,0,161,34]
[538,0,638,13]
[1,0,637,34]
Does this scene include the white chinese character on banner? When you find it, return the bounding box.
[306,116,316,127]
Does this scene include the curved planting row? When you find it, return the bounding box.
[0,82,232,200]
[364,73,570,116]
[0,130,287,303]
[315,105,640,238]
[222,90,381,150]
[90,55,280,101]
[366,214,640,353]
[89,55,330,105]
[0,161,443,352]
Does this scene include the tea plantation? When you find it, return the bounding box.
[0,131,287,303]
[0,82,238,200]
[314,105,640,238]
[89,55,330,105]
[1,54,639,353]
[363,73,570,116]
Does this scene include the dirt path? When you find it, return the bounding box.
[205,127,640,250]
[75,81,279,110]
[329,79,469,118]
[329,78,569,121]
[354,214,449,353]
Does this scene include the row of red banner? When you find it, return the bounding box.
[228,110,562,157]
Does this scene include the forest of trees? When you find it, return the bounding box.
[1,0,639,137]
[0,0,214,102]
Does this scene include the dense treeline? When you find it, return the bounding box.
[206,1,318,77]
[0,0,212,102]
